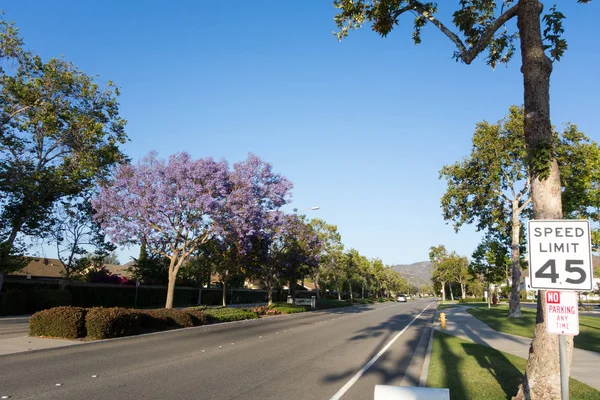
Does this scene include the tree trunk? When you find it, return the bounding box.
[448,283,454,301]
[348,281,353,303]
[509,200,523,318]
[336,280,341,300]
[361,281,365,299]
[313,272,320,300]
[165,271,177,309]
[460,282,466,299]
[289,271,296,305]
[514,1,570,398]
[487,282,491,309]
[441,280,446,302]
[267,285,273,306]
[222,276,228,307]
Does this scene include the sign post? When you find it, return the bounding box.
[528,220,590,400]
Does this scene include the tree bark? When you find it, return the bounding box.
[448,283,454,301]
[313,272,320,300]
[509,199,523,317]
[441,280,446,302]
[514,1,571,398]
[361,281,365,299]
[460,282,466,299]
[222,276,228,307]
[165,270,177,309]
[348,281,353,303]
[336,279,341,300]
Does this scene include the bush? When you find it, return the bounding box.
[136,309,169,331]
[248,305,280,316]
[28,289,72,313]
[316,299,353,309]
[458,298,485,303]
[186,309,209,326]
[85,307,141,340]
[2,289,28,315]
[163,309,194,328]
[270,303,307,314]
[189,307,258,323]
[30,306,87,339]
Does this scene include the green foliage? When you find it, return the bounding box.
[29,306,87,339]
[186,309,208,326]
[2,288,27,315]
[162,309,194,328]
[85,307,141,340]
[189,306,259,323]
[542,6,567,61]
[458,297,485,303]
[269,303,307,314]
[136,309,168,331]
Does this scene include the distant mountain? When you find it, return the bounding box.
[392,261,433,286]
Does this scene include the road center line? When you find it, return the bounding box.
[328,302,435,400]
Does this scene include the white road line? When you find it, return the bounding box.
[328,302,435,400]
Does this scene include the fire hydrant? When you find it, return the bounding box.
[440,312,446,330]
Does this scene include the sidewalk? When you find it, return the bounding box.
[434,305,600,391]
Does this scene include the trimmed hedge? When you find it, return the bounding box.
[30,306,87,339]
[164,309,194,328]
[2,289,28,315]
[136,309,169,331]
[28,289,72,312]
[186,309,208,326]
[188,307,258,323]
[458,298,486,303]
[269,303,306,314]
[86,307,141,340]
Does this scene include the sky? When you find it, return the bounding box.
[3,1,599,266]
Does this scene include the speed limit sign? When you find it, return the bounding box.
[528,220,593,291]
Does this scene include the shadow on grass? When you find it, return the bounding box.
[435,333,467,400]
[462,343,522,399]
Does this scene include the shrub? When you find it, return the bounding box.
[28,289,72,313]
[248,305,280,316]
[458,298,485,303]
[189,307,258,323]
[315,299,353,309]
[164,309,194,328]
[2,289,27,315]
[270,303,307,314]
[186,309,209,326]
[85,307,141,339]
[136,309,169,331]
[30,306,87,339]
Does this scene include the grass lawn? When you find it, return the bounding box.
[467,306,600,353]
[428,331,600,400]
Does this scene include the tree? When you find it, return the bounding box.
[471,235,511,308]
[49,194,116,286]
[309,218,343,300]
[213,154,292,306]
[333,1,595,396]
[441,106,600,318]
[93,152,229,308]
[0,16,127,291]
[429,245,448,300]
[278,214,322,304]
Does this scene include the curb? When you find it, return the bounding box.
[418,304,439,387]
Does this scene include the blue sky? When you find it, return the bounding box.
[4,1,599,265]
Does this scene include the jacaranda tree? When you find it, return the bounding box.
[93,152,229,308]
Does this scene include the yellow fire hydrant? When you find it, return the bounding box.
[440,312,446,330]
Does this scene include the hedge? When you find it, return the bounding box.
[269,303,307,314]
[458,298,486,303]
[136,309,169,330]
[30,306,87,339]
[188,307,258,323]
[2,289,28,315]
[86,307,141,340]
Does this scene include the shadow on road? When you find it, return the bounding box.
[321,306,434,387]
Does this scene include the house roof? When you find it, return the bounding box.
[11,257,65,278]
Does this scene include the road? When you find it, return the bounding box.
[0,300,436,400]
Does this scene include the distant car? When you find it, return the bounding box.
[397,294,407,303]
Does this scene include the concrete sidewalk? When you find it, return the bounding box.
[435,305,600,391]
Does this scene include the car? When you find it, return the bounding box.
[397,294,407,303]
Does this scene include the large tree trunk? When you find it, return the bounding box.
[441,280,446,302]
[509,200,523,318]
[448,283,454,301]
[336,279,341,300]
[313,271,320,300]
[165,255,183,309]
[460,282,466,299]
[515,1,571,398]
[222,275,228,307]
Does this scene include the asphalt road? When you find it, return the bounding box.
[0,317,29,339]
[0,300,436,400]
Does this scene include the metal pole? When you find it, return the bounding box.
[559,334,569,400]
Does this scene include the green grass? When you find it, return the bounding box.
[186,306,258,323]
[269,303,307,314]
[467,306,600,353]
[428,331,600,400]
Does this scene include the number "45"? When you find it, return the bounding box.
[534,259,586,284]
